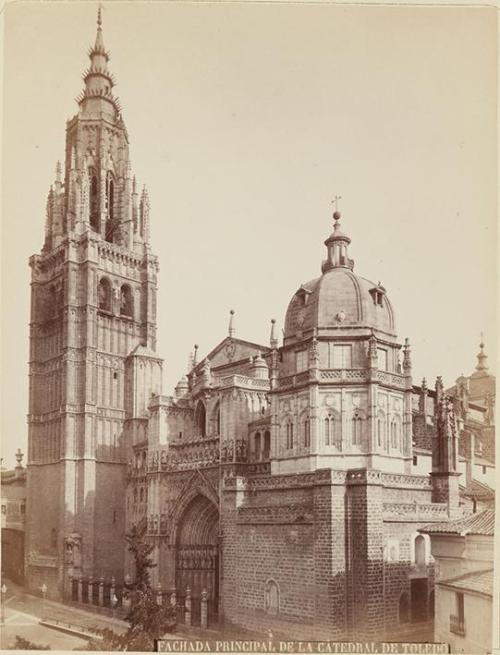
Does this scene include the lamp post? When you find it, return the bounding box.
[111,592,118,620]
[41,584,47,620]
[1,584,7,624]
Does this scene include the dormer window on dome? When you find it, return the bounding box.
[369,284,386,307]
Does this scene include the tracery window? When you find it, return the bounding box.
[351,413,363,447]
[324,413,341,448]
[263,430,271,460]
[304,418,311,448]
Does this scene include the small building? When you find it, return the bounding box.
[419,509,494,654]
[1,450,27,583]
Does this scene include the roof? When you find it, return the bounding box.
[284,267,397,342]
[419,509,494,536]
[438,569,493,597]
[460,479,495,501]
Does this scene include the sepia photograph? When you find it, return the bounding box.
[0,1,497,652]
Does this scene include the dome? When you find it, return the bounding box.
[283,212,396,343]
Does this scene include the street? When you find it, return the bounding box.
[0,580,126,650]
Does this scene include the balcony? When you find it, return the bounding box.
[449,615,465,636]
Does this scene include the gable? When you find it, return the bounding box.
[196,337,271,372]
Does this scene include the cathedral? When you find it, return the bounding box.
[25,10,495,642]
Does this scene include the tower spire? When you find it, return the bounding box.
[77,4,121,117]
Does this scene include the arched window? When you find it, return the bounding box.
[98,278,111,312]
[195,401,206,438]
[89,168,99,231]
[133,488,137,503]
[254,432,261,461]
[263,430,271,460]
[51,528,57,548]
[304,418,311,448]
[213,402,221,436]
[120,284,133,318]
[352,413,363,447]
[415,535,426,569]
[105,171,115,242]
[325,413,341,448]
[390,416,401,449]
[399,592,410,623]
[377,411,386,448]
[286,421,294,449]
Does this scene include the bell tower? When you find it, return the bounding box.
[25,8,161,597]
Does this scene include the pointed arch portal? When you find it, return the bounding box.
[175,494,220,623]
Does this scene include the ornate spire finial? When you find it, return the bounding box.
[476,333,488,371]
[270,318,278,349]
[228,310,235,338]
[331,194,342,220]
[55,161,62,183]
[15,448,24,468]
[97,3,102,29]
[192,344,199,367]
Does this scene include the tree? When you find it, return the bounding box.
[84,521,176,651]
[13,635,50,650]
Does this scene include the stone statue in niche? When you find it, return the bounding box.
[64,533,82,568]
[264,579,279,616]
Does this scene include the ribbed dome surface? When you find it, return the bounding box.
[284,267,396,339]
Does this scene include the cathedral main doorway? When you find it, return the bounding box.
[175,494,219,626]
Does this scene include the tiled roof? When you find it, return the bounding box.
[419,509,494,536]
[460,479,495,500]
[439,569,493,597]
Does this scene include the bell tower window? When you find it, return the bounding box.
[120,284,133,318]
[105,171,115,243]
[89,168,99,231]
[98,278,112,313]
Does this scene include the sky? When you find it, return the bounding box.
[1,1,497,468]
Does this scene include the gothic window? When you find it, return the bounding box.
[89,168,99,231]
[390,416,401,449]
[415,535,426,569]
[325,413,341,448]
[377,410,386,447]
[195,401,206,438]
[352,413,363,447]
[105,171,115,243]
[254,432,261,461]
[213,401,221,436]
[285,421,294,449]
[133,488,137,503]
[263,430,271,460]
[304,418,311,447]
[51,528,57,548]
[120,284,133,318]
[98,278,112,312]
